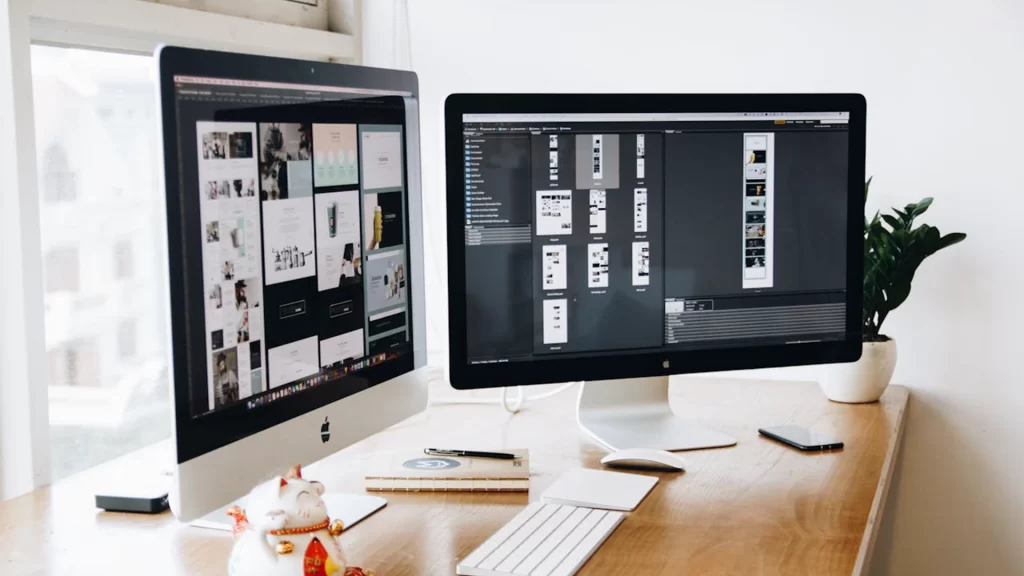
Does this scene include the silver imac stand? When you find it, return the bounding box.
[576,376,737,451]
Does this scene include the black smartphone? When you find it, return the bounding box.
[758,425,844,451]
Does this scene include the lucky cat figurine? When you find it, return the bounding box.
[227,465,374,576]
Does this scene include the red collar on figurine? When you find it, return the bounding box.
[227,506,340,538]
[268,518,331,536]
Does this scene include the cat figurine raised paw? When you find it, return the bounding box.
[227,465,375,576]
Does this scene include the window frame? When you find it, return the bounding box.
[0,0,359,500]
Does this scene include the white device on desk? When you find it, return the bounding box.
[542,468,657,511]
[446,96,866,452]
[456,502,624,576]
[157,46,429,526]
[600,448,688,471]
[458,468,656,575]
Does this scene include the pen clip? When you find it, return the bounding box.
[424,448,458,456]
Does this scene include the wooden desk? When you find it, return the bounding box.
[0,379,908,575]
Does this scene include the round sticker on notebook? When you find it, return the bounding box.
[403,457,461,470]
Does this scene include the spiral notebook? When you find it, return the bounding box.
[364,449,530,492]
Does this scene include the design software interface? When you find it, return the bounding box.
[173,76,412,416]
[462,111,850,364]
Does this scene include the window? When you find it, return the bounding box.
[47,340,100,387]
[32,45,171,481]
[117,320,136,359]
[114,240,133,279]
[44,247,79,294]
[41,144,76,202]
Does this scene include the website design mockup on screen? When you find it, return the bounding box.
[174,77,412,417]
[462,112,850,365]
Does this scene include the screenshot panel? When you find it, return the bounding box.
[462,112,849,365]
[174,77,413,417]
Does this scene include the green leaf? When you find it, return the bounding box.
[892,228,909,247]
[911,197,933,216]
[881,214,902,230]
[938,232,967,250]
[862,179,966,337]
[921,225,942,254]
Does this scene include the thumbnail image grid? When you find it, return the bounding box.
[634,187,648,233]
[589,189,606,234]
[312,124,359,188]
[315,190,362,291]
[636,134,645,179]
[259,123,313,201]
[537,190,573,236]
[365,249,407,313]
[543,245,567,291]
[360,126,404,191]
[549,135,559,181]
[196,120,266,409]
[742,133,773,288]
[588,243,609,288]
[542,299,568,345]
[632,241,650,286]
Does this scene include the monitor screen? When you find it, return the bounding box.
[459,111,850,365]
[170,75,414,419]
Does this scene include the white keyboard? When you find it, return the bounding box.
[456,502,624,576]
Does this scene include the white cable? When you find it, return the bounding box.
[397,4,576,415]
[501,386,525,413]
[431,381,579,414]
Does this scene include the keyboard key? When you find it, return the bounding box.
[460,502,544,569]
[456,504,624,576]
[478,503,559,571]
[495,505,574,573]
[513,507,590,575]
[549,511,624,576]
[530,509,606,576]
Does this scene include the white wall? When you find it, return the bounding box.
[364,0,1024,573]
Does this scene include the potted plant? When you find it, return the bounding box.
[820,178,966,403]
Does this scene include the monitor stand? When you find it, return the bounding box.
[576,376,737,451]
[190,493,386,532]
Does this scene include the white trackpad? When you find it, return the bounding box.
[191,493,386,532]
[320,493,387,530]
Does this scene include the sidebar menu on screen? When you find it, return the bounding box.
[464,132,534,362]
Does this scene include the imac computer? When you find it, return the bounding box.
[157,47,428,524]
[445,94,865,451]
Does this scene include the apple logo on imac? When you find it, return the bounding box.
[321,416,331,443]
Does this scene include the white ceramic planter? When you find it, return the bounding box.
[819,339,897,403]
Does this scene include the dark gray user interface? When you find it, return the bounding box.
[462,112,850,365]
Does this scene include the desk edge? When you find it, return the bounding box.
[851,385,910,576]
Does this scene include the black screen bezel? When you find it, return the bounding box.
[158,46,419,463]
[445,93,866,390]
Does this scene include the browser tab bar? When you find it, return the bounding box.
[463,112,850,123]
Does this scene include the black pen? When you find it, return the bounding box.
[424,448,520,460]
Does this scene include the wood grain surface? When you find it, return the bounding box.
[0,378,908,575]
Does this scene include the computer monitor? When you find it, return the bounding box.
[445,94,865,451]
[157,47,428,523]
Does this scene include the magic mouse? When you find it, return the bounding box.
[600,448,688,472]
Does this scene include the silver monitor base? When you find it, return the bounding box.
[190,492,386,532]
[576,376,737,451]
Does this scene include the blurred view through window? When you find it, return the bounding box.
[31,45,171,480]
